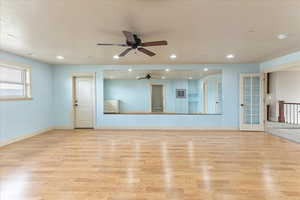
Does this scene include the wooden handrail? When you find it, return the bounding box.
[283,102,300,105]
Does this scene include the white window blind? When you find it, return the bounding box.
[0,64,31,99]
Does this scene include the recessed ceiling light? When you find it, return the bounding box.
[188,77,193,80]
[226,54,235,59]
[204,68,208,72]
[278,34,288,40]
[161,76,166,79]
[113,55,120,59]
[56,56,64,60]
[7,34,16,39]
[165,68,170,72]
[128,68,132,72]
[170,54,177,59]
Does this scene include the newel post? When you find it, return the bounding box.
[278,101,285,123]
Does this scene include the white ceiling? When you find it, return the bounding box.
[1,0,300,65]
[104,69,222,80]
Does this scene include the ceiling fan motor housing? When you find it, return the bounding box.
[127,34,142,49]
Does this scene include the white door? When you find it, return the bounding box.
[240,73,264,131]
[74,77,94,128]
[203,80,221,114]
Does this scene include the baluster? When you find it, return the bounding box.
[286,104,290,124]
[294,104,296,124]
[294,104,295,124]
[292,104,294,124]
[295,104,297,124]
[286,104,288,123]
[290,104,292,124]
[297,104,299,124]
[289,104,292,124]
[286,104,291,124]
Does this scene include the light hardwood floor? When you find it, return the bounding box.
[1,129,300,200]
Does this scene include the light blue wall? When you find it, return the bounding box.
[104,76,221,114]
[0,51,53,144]
[53,64,260,129]
[104,79,190,113]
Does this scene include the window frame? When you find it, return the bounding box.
[0,60,32,101]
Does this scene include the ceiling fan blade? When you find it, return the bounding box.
[138,48,156,57]
[97,43,128,47]
[122,31,135,44]
[141,41,168,47]
[119,48,132,57]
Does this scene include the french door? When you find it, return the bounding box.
[240,73,264,131]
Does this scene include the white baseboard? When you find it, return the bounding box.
[52,125,74,130]
[0,127,53,148]
[96,126,239,131]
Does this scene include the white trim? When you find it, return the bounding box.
[0,97,33,101]
[203,80,208,113]
[95,126,239,131]
[71,72,96,129]
[261,60,300,73]
[0,59,31,70]
[0,127,52,147]
[52,125,74,130]
[70,72,96,77]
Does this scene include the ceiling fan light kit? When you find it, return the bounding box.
[97,31,168,57]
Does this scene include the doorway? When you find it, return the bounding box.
[240,73,264,131]
[203,80,222,113]
[151,84,164,112]
[73,76,95,128]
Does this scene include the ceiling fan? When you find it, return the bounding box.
[97,31,168,57]
[137,73,152,80]
[137,73,163,80]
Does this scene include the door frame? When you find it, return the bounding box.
[203,80,208,113]
[71,72,96,129]
[149,83,166,113]
[215,79,222,113]
[239,73,264,131]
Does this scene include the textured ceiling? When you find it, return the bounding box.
[1,0,300,65]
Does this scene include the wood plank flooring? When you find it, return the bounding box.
[1,129,300,200]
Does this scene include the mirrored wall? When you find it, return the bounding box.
[103,69,223,115]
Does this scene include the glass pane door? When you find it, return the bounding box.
[240,74,263,131]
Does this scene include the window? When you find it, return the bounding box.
[0,63,31,100]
